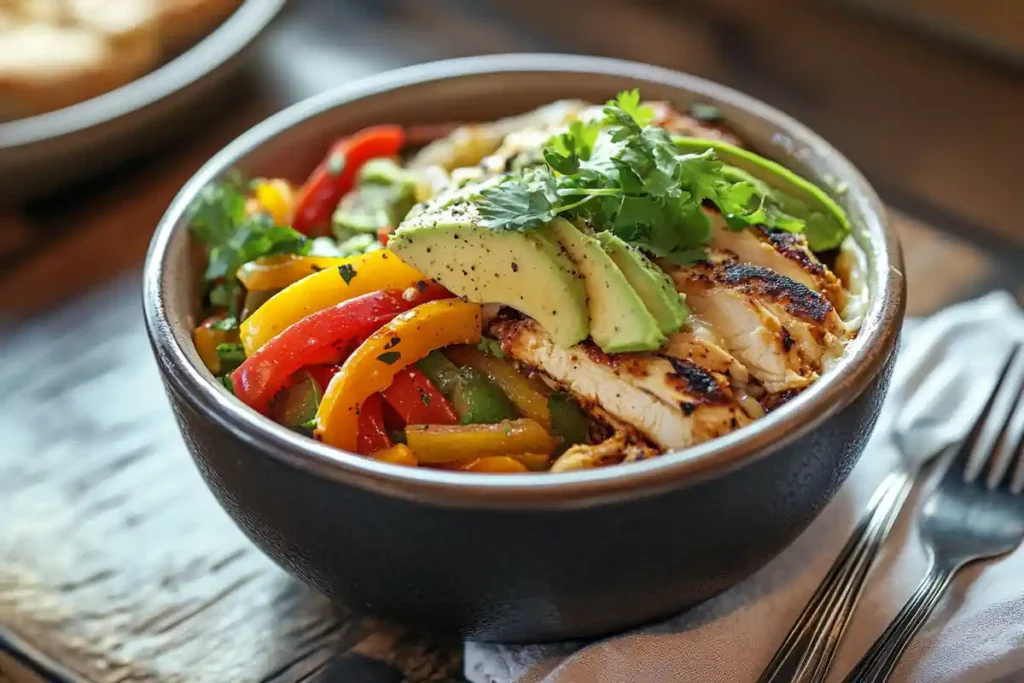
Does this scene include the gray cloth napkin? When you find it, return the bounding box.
[465,291,1024,683]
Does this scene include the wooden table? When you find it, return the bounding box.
[1,1,1021,681]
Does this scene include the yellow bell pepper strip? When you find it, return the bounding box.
[403,419,557,464]
[253,178,294,226]
[460,456,529,473]
[444,345,551,428]
[508,452,551,471]
[237,254,359,292]
[239,249,428,354]
[371,443,418,467]
[193,314,238,375]
[315,299,482,451]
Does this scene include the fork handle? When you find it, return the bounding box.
[757,471,912,683]
[842,563,955,683]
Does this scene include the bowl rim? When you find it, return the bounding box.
[143,53,905,510]
[0,0,285,149]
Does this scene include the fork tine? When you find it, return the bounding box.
[957,343,1022,483]
[985,354,1024,490]
[1010,428,1024,495]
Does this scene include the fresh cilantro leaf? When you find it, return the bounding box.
[610,89,654,127]
[420,392,431,407]
[220,375,235,394]
[477,337,505,359]
[299,417,317,430]
[211,316,238,331]
[189,175,310,316]
[476,176,557,230]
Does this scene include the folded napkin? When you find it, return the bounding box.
[466,292,1024,683]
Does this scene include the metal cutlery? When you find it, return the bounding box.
[843,342,1024,682]
[757,364,980,683]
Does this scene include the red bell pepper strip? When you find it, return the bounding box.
[382,367,459,426]
[357,394,391,454]
[305,364,341,392]
[230,283,449,413]
[292,125,405,235]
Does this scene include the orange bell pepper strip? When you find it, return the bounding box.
[460,456,529,473]
[402,419,557,464]
[444,345,551,428]
[372,443,418,467]
[237,254,360,292]
[315,299,482,451]
[193,314,238,375]
[239,249,428,354]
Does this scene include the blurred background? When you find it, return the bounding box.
[1,0,1022,316]
[0,1,1021,681]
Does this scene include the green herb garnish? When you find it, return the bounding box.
[475,90,824,265]
[215,343,246,373]
[338,263,358,284]
[377,351,401,365]
[477,337,505,359]
[189,175,310,315]
[220,375,235,394]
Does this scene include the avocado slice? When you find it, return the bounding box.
[358,158,417,190]
[548,218,665,354]
[596,232,688,335]
[389,204,589,348]
[672,136,851,251]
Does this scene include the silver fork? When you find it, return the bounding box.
[757,361,982,683]
[843,342,1024,682]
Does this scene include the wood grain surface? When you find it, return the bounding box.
[1,0,1021,681]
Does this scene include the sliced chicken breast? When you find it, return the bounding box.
[669,254,847,392]
[491,317,751,451]
[662,323,749,385]
[668,259,815,393]
[708,210,845,309]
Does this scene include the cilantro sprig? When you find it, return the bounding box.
[189,175,310,314]
[475,90,806,265]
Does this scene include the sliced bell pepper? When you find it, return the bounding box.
[193,315,238,375]
[357,393,392,455]
[269,370,321,429]
[292,125,406,235]
[237,254,361,292]
[449,367,518,425]
[460,456,528,473]
[316,299,482,451]
[403,418,557,464]
[444,345,550,427]
[231,286,449,414]
[253,178,295,226]
[239,249,430,354]
[382,367,458,425]
[306,364,341,392]
[372,443,417,466]
[508,452,551,471]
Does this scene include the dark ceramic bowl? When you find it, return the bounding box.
[143,54,905,642]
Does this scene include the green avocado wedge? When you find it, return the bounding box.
[596,232,688,336]
[548,218,665,354]
[672,136,852,251]
[389,203,590,348]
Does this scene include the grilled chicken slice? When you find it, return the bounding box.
[708,211,845,309]
[491,318,751,450]
[668,256,846,393]
[662,322,749,385]
[550,428,658,472]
